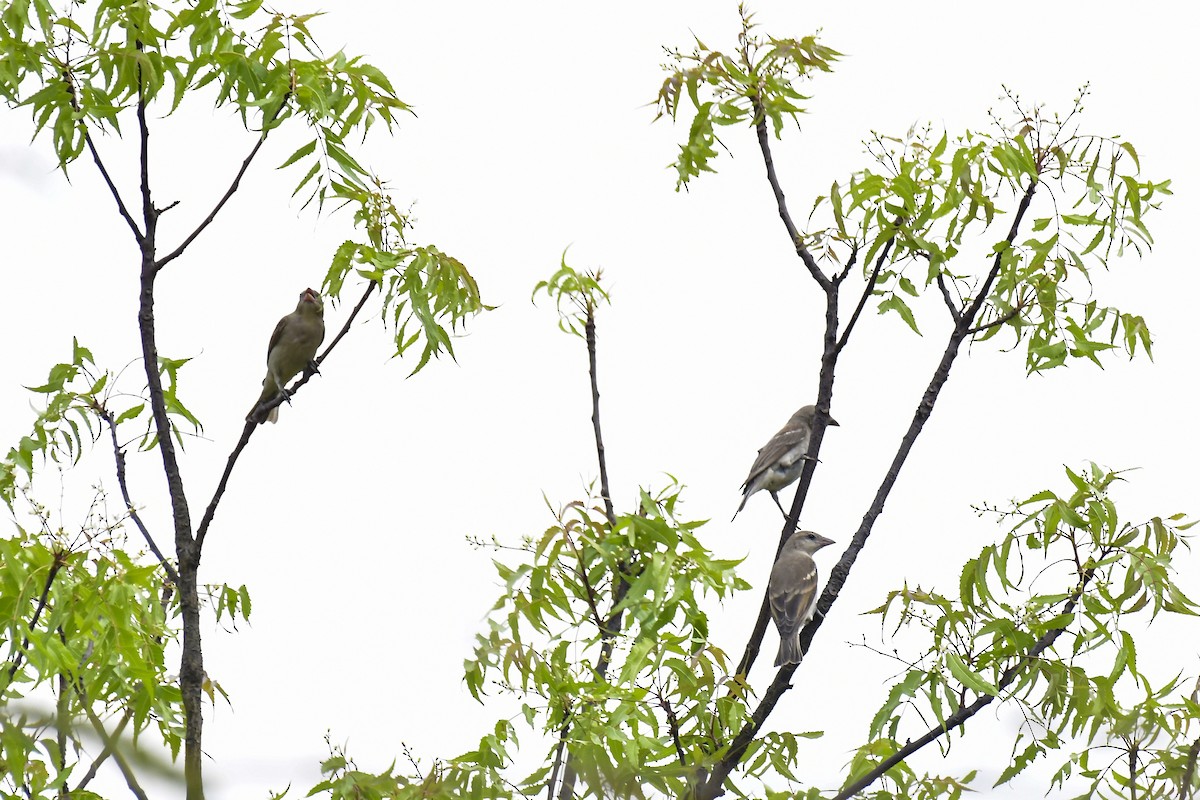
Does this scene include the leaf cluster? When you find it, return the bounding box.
[851,464,1197,798]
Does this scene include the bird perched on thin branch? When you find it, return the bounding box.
[247,288,325,424]
[769,530,834,666]
[733,404,839,519]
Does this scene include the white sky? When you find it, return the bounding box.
[2,1,1198,798]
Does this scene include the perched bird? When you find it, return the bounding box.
[734,404,839,519]
[769,530,835,666]
[247,288,326,424]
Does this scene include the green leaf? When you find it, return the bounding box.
[945,652,997,696]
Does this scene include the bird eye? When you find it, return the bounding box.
[806,533,816,540]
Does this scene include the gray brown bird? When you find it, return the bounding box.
[247,288,326,424]
[734,404,839,519]
[769,530,835,666]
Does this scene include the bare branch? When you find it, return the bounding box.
[155,96,290,271]
[546,706,571,800]
[935,271,962,323]
[97,404,179,584]
[73,710,133,791]
[835,237,894,354]
[750,98,832,291]
[658,689,688,767]
[80,696,150,800]
[62,71,144,243]
[586,312,616,528]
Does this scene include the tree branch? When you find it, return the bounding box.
[1181,735,1200,800]
[4,558,63,683]
[967,293,1029,335]
[130,50,204,799]
[73,710,133,791]
[196,281,377,558]
[62,70,144,243]
[556,305,626,800]
[935,271,962,323]
[586,312,616,528]
[155,94,291,271]
[751,98,832,291]
[832,571,1092,800]
[835,237,894,354]
[546,705,571,800]
[79,694,150,800]
[98,405,179,584]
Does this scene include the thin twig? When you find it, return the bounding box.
[967,295,1029,335]
[5,558,63,683]
[835,237,894,354]
[751,98,832,291]
[74,710,133,791]
[586,313,616,528]
[659,689,688,767]
[546,705,572,800]
[62,70,144,243]
[98,405,179,584]
[556,306,625,800]
[935,271,962,323]
[80,695,150,800]
[155,94,291,271]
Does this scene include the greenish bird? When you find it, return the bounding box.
[247,288,325,424]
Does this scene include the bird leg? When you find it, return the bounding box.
[770,491,788,518]
[307,359,321,376]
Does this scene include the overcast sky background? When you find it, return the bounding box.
[2,1,1198,797]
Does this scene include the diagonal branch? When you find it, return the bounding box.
[98,405,179,584]
[967,292,1030,335]
[155,95,291,271]
[4,558,63,683]
[832,572,1092,799]
[835,237,894,354]
[62,71,144,243]
[751,98,832,291]
[935,271,962,323]
[73,709,133,791]
[194,281,377,560]
[76,688,150,800]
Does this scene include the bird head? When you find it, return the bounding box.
[296,287,324,315]
[793,404,840,428]
[787,530,835,555]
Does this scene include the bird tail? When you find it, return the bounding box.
[732,494,748,522]
[774,634,803,667]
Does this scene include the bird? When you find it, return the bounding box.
[733,404,839,519]
[769,530,835,666]
[247,288,326,424]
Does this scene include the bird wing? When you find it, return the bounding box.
[265,314,290,358]
[742,427,809,488]
[769,552,819,637]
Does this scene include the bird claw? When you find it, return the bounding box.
[307,359,321,376]
[282,388,294,406]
